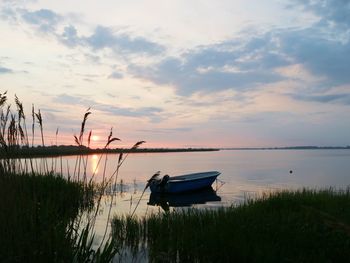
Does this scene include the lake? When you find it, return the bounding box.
[35,149,350,243]
[43,149,350,210]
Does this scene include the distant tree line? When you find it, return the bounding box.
[0,145,220,158]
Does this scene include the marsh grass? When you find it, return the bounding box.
[0,92,144,262]
[0,172,94,262]
[112,188,350,262]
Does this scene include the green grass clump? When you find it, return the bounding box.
[112,188,350,262]
[0,172,95,262]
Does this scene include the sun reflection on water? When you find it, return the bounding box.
[91,154,99,174]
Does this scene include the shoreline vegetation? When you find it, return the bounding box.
[112,188,350,262]
[0,145,220,159]
[2,144,349,159]
[224,146,350,150]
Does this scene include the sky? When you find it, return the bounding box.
[0,0,349,148]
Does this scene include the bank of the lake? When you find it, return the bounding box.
[112,188,350,262]
[0,146,220,159]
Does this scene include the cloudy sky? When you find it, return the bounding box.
[0,0,349,148]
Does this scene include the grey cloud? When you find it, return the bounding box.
[98,105,162,118]
[0,7,17,22]
[1,6,61,33]
[184,35,288,71]
[106,93,117,98]
[57,24,165,55]
[1,7,165,56]
[131,19,350,97]
[129,35,288,96]
[0,66,13,74]
[61,25,80,47]
[57,25,165,55]
[124,1,350,98]
[21,8,61,32]
[136,127,192,134]
[238,111,296,124]
[280,28,350,85]
[291,93,350,105]
[53,94,163,121]
[108,71,123,79]
[293,0,350,28]
[183,47,239,69]
[96,105,164,123]
[84,26,165,55]
[84,53,101,64]
[2,0,37,3]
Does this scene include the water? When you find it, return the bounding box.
[33,149,350,244]
[42,149,350,210]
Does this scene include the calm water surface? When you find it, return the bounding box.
[51,149,350,210]
[39,149,350,244]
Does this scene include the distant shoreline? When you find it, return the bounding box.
[0,146,220,158]
[2,145,350,159]
[222,146,350,150]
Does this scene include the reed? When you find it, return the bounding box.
[0,172,95,262]
[112,188,350,262]
[0,94,124,261]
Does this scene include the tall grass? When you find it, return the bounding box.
[0,92,144,261]
[112,188,350,262]
[0,172,94,262]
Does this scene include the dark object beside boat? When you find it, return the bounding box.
[147,171,221,194]
[148,187,221,211]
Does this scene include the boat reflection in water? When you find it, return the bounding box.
[147,187,221,212]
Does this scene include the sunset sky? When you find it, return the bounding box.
[0,0,349,148]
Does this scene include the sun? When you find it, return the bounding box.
[91,135,99,141]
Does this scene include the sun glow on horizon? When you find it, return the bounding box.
[91,135,100,142]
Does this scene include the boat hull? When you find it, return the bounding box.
[149,171,220,194]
